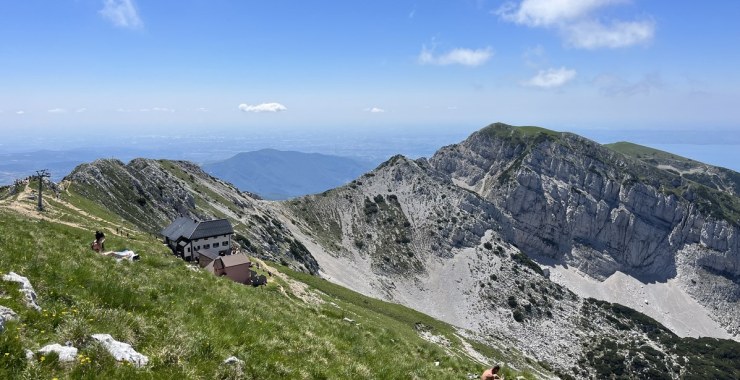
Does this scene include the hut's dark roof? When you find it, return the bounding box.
[162,217,233,241]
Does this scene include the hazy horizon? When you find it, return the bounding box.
[1,123,737,187]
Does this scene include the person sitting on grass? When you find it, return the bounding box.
[481,364,503,380]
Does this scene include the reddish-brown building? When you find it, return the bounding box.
[204,254,251,284]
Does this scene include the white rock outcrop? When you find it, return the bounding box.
[0,305,18,330]
[223,356,244,365]
[2,272,41,311]
[91,334,148,367]
[38,343,78,362]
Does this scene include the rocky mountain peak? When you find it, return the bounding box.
[428,123,739,338]
[63,158,319,274]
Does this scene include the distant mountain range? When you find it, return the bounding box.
[202,149,377,200]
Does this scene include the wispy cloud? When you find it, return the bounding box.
[238,102,287,113]
[16,110,25,115]
[496,0,654,49]
[75,108,87,113]
[48,108,67,113]
[99,0,143,30]
[196,107,209,112]
[594,72,663,96]
[564,20,655,49]
[418,46,493,67]
[140,107,175,113]
[523,67,577,88]
[365,107,386,113]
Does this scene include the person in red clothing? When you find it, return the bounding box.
[481,364,503,380]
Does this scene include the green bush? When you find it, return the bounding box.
[513,310,524,322]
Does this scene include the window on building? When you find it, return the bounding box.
[187,247,191,252]
[203,244,210,249]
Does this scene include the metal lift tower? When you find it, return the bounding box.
[35,169,50,211]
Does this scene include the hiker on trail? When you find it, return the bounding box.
[481,365,503,380]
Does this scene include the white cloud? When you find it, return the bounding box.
[497,0,654,49]
[99,0,143,29]
[48,108,67,113]
[16,110,25,115]
[75,108,87,113]
[196,107,208,112]
[238,102,287,113]
[564,19,655,49]
[498,0,623,26]
[524,67,577,88]
[366,107,386,113]
[418,46,493,67]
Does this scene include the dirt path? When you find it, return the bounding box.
[252,257,325,306]
[0,182,125,234]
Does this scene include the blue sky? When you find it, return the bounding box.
[1,0,740,138]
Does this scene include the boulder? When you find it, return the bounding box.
[0,305,18,331]
[38,343,78,362]
[91,333,148,367]
[223,356,244,365]
[2,272,41,311]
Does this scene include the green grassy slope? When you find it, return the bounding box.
[606,141,740,195]
[0,191,540,378]
[605,141,692,161]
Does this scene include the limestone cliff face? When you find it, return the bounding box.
[430,124,738,276]
[429,123,739,335]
